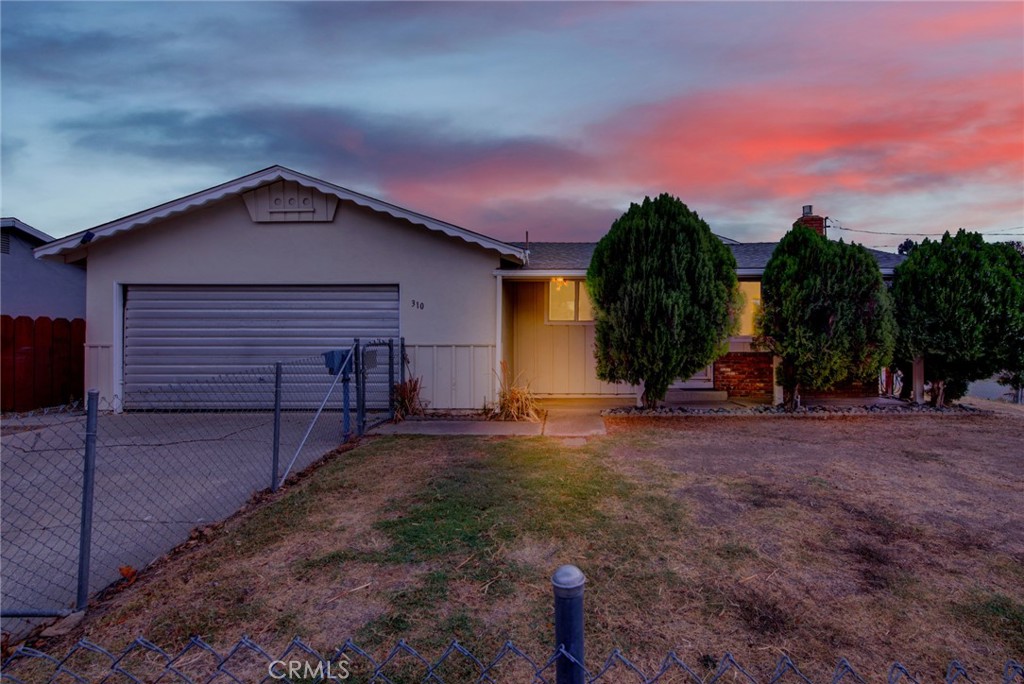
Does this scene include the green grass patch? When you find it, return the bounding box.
[328,436,684,651]
[953,592,1024,653]
[373,437,631,563]
[146,572,265,646]
[715,541,759,563]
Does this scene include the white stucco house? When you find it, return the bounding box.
[36,166,902,409]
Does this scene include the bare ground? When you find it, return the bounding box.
[4,412,1022,682]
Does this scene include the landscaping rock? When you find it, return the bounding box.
[602,402,985,417]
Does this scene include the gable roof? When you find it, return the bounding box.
[511,240,904,275]
[510,234,741,271]
[2,217,54,245]
[35,166,526,263]
[513,242,596,270]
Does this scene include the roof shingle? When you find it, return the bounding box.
[514,241,904,272]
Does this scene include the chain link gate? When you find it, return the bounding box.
[354,338,403,435]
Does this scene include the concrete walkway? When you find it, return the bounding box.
[372,396,913,438]
[539,399,623,436]
[373,399,627,438]
[372,400,617,437]
[375,419,541,436]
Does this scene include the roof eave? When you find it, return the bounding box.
[495,269,589,278]
[2,217,54,245]
[33,166,525,263]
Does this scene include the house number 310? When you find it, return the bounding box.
[411,300,425,310]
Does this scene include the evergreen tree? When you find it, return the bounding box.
[892,230,1024,406]
[898,239,917,256]
[994,242,1024,402]
[586,194,739,408]
[756,225,896,411]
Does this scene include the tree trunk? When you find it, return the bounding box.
[641,384,658,410]
[780,361,799,412]
[932,379,946,407]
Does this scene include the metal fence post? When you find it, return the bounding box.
[271,362,282,492]
[552,564,586,684]
[76,390,99,612]
[388,339,396,421]
[354,339,364,437]
[342,356,351,442]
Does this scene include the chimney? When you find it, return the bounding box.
[795,204,826,238]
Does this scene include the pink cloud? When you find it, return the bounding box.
[906,2,1023,42]
[384,68,1020,230]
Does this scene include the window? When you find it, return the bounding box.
[548,279,593,323]
[737,281,761,336]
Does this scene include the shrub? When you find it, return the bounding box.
[393,376,427,421]
[494,361,540,422]
[756,225,895,411]
[587,194,739,408]
[892,230,1024,406]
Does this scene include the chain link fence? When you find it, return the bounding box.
[1,342,403,640]
[2,636,1022,683]
[357,339,401,433]
[0,404,88,623]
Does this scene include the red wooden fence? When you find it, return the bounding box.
[1,315,85,412]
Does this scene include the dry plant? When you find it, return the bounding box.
[494,360,541,422]
[393,376,427,421]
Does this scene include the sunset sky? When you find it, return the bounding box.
[2,1,1022,248]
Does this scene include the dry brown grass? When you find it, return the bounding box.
[392,376,427,421]
[494,360,541,422]
[961,396,1024,417]
[8,413,1022,682]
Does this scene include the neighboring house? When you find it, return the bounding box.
[2,217,87,412]
[35,166,901,408]
[1,217,86,319]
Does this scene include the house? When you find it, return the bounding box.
[34,166,901,409]
[2,217,87,412]
[503,208,903,404]
[2,217,85,319]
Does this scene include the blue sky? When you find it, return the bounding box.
[2,1,1022,247]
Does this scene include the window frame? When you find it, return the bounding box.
[545,279,594,325]
[736,279,762,338]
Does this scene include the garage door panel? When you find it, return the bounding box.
[126,304,399,316]
[124,285,398,408]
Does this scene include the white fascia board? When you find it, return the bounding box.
[35,166,525,263]
[736,268,764,278]
[498,266,893,279]
[495,269,588,278]
[280,167,524,262]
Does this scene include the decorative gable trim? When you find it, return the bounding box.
[242,180,340,223]
[34,165,525,263]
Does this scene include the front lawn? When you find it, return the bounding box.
[14,412,1023,681]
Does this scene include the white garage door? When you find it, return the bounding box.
[124,285,399,407]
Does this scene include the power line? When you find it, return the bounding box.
[831,224,1023,238]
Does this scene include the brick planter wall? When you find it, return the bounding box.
[713,352,774,402]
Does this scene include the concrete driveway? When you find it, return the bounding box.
[1,410,346,637]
